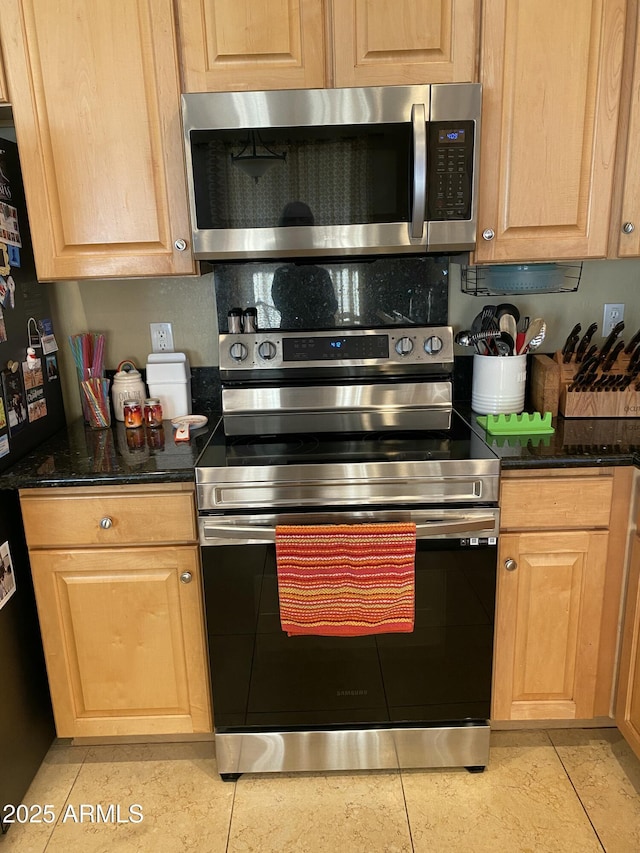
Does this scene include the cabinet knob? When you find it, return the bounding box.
[504,558,518,571]
[482,228,495,241]
[99,517,113,529]
[622,222,635,234]
[180,571,193,584]
[174,238,188,251]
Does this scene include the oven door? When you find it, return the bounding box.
[199,508,498,772]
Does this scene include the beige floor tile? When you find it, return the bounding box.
[41,741,234,853]
[549,728,640,853]
[402,730,603,853]
[0,742,88,853]
[227,770,412,853]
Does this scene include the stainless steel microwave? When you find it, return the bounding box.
[181,84,481,260]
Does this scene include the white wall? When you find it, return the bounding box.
[48,259,640,421]
[450,259,640,354]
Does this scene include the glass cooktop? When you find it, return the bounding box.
[196,410,498,470]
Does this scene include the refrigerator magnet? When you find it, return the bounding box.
[1,368,27,435]
[0,243,8,276]
[0,541,17,611]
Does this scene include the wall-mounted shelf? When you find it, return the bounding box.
[461,262,583,296]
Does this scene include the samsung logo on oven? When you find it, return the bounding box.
[337,689,368,697]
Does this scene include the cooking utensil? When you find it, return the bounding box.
[171,414,208,442]
[495,303,521,324]
[472,305,497,334]
[495,332,515,356]
[517,317,545,354]
[575,323,598,362]
[499,312,518,345]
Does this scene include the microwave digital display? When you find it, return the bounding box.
[438,128,466,144]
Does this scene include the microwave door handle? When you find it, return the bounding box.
[410,103,427,239]
[200,516,496,543]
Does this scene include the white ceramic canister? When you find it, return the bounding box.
[111,360,147,422]
[471,353,527,414]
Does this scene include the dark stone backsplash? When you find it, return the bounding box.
[213,254,450,332]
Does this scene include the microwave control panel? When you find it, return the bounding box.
[427,120,475,221]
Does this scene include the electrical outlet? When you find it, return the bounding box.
[150,322,174,353]
[602,303,625,336]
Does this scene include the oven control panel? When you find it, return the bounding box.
[219,326,454,372]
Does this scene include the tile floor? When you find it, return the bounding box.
[2,728,639,852]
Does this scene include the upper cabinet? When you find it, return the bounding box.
[0,41,7,103]
[475,0,626,264]
[176,0,478,92]
[610,2,640,257]
[177,0,326,92]
[0,0,196,280]
[331,0,479,87]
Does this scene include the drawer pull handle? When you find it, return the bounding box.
[99,517,113,529]
[180,571,193,584]
[504,558,517,572]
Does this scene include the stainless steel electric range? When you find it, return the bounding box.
[196,326,500,779]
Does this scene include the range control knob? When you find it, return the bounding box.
[257,340,277,361]
[229,342,248,362]
[395,336,414,356]
[423,335,444,355]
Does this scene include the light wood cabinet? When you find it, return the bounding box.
[0,0,196,280]
[475,0,626,264]
[177,0,326,92]
[176,0,478,92]
[493,467,632,722]
[19,484,212,739]
[331,0,478,87]
[0,41,7,103]
[616,474,640,760]
[610,0,640,257]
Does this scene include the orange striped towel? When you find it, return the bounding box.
[275,523,416,637]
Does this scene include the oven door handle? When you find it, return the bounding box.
[200,516,497,543]
[410,103,427,239]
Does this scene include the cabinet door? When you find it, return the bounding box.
[0,0,195,279]
[332,0,478,87]
[476,0,625,263]
[177,0,326,92]
[616,533,640,760]
[612,6,640,257]
[0,42,7,103]
[493,530,609,721]
[30,546,211,737]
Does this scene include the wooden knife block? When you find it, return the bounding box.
[530,352,640,418]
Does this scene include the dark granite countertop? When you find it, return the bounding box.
[3,406,640,490]
[0,415,219,489]
[462,406,640,470]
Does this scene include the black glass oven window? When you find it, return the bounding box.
[202,539,496,731]
[190,124,411,230]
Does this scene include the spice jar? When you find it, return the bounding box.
[144,398,163,428]
[123,399,143,428]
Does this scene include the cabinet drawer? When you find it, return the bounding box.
[500,477,613,530]
[20,489,197,547]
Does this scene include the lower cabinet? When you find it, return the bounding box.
[19,485,212,738]
[616,477,640,760]
[493,467,632,723]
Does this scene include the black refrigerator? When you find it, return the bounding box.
[0,138,66,831]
